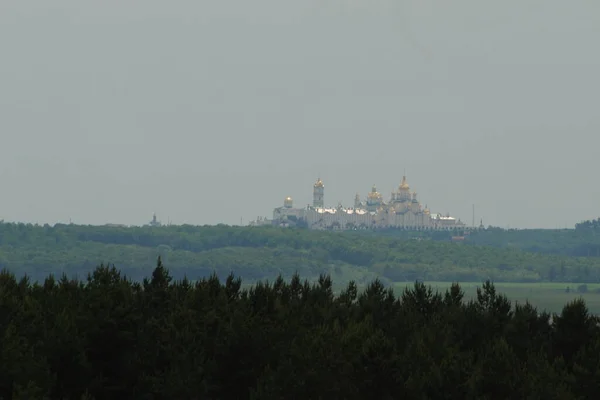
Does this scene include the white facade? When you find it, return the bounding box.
[248,216,272,227]
[269,177,467,231]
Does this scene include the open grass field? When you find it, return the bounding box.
[392,281,600,315]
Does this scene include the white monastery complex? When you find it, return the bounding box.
[250,176,468,231]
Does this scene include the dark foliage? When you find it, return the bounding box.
[0,258,599,399]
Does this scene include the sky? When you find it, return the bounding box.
[1,0,599,229]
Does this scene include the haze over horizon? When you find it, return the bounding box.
[1,1,598,229]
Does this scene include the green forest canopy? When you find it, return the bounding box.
[2,221,600,284]
[0,260,599,399]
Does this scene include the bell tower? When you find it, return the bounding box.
[354,193,362,209]
[313,177,324,208]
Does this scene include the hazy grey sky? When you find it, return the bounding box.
[1,0,599,228]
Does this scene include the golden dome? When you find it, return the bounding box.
[367,184,381,199]
[314,178,324,188]
[399,175,410,190]
[285,196,292,202]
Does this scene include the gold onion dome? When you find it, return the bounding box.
[285,196,292,202]
[368,185,381,199]
[400,175,410,190]
[314,178,324,188]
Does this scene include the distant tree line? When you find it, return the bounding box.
[0,259,599,398]
[372,225,600,258]
[3,222,600,283]
[576,218,600,231]
[463,225,600,258]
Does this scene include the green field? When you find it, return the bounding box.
[392,281,600,314]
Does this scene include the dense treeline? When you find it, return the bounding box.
[464,227,600,258]
[3,222,600,283]
[369,225,600,258]
[576,218,600,231]
[1,259,599,399]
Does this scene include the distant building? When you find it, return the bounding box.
[248,216,272,227]
[147,213,162,227]
[252,176,468,231]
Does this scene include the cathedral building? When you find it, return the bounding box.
[259,176,466,230]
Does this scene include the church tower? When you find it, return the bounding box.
[366,185,383,212]
[313,177,324,208]
[354,193,362,209]
[398,175,411,202]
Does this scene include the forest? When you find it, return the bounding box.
[363,224,600,257]
[2,221,600,284]
[0,259,599,399]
